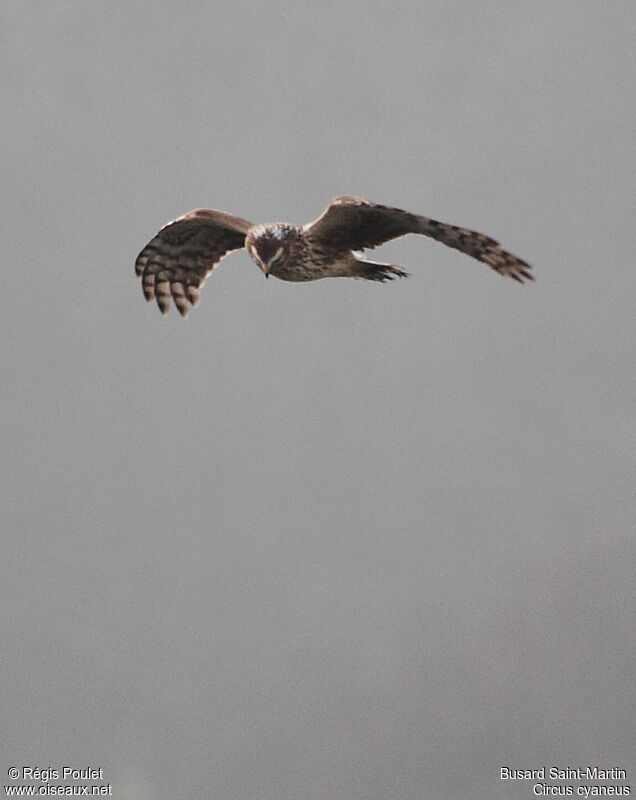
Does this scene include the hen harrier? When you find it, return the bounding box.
[135,196,533,317]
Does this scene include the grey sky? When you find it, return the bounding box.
[1,2,634,798]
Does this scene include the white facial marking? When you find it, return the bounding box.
[270,246,284,264]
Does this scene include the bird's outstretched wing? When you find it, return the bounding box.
[305,196,533,283]
[135,209,253,316]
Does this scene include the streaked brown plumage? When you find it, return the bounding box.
[135,196,533,317]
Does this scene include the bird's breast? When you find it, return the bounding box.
[270,259,321,282]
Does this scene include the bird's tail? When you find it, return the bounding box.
[352,256,409,282]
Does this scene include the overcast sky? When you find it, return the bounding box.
[1,2,634,799]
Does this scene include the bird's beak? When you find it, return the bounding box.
[262,264,270,278]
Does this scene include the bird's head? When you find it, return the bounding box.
[246,225,295,277]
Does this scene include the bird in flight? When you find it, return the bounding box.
[135,196,533,317]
